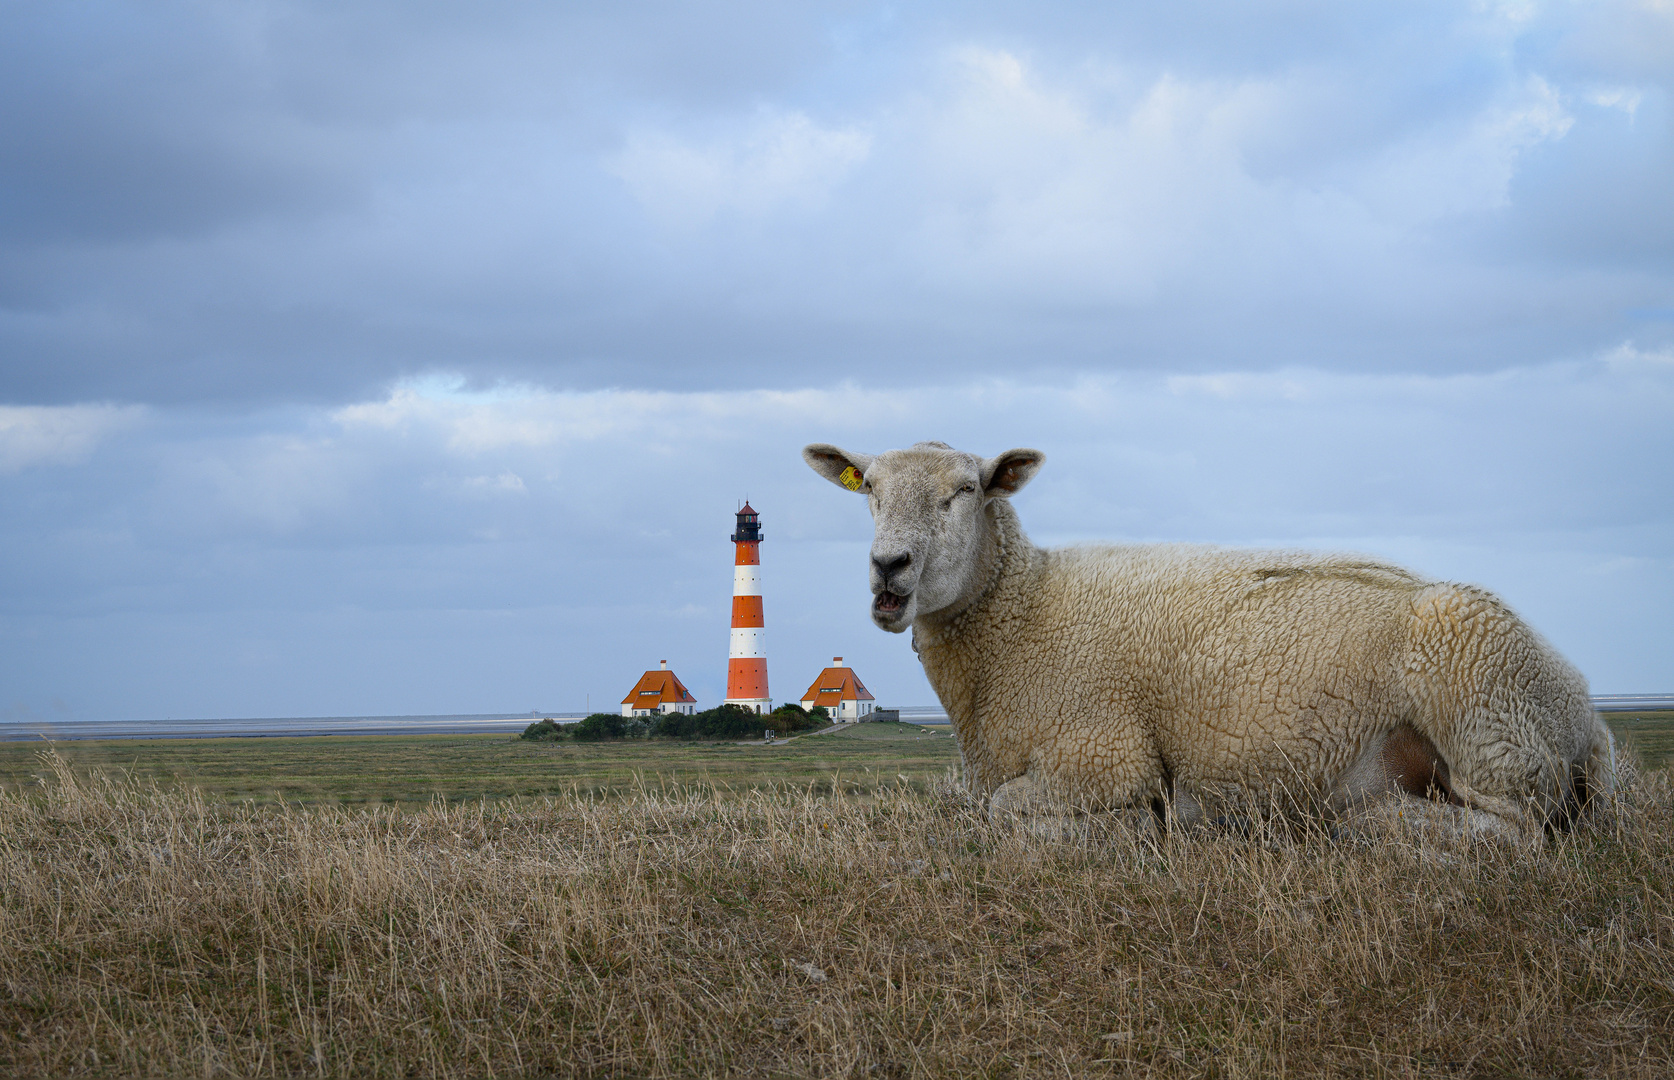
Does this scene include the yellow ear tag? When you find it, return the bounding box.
[839,465,863,491]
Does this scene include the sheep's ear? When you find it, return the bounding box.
[803,444,875,493]
[981,448,1044,496]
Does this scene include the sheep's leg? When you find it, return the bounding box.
[1347,795,1531,849]
[1329,724,1460,810]
[988,772,1055,817]
[1401,583,1605,843]
[1326,723,1543,847]
[1571,723,1619,815]
[988,722,1167,837]
[1167,785,1205,828]
[988,773,1080,841]
[988,770,1159,840]
[1331,787,1540,849]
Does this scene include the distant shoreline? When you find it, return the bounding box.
[5,697,1667,742]
[0,713,573,743]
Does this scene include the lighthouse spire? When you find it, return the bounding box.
[725,502,771,712]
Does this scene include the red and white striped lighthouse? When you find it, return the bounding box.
[725,502,771,712]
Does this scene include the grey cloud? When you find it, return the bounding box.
[0,4,359,245]
[2,1,1672,406]
[1493,91,1674,266]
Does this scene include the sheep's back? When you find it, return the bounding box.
[1030,543,1426,790]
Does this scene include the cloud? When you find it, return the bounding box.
[4,355,1667,720]
[874,49,1584,307]
[1348,76,1573,223]
[610,109,872,229]
[174,356,1674,553]
[2,2,1671,404]
[1584,86,1645,115]
[1601,341,1674,369]
[0,403,142,473]
[460,471,526,494]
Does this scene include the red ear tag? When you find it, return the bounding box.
[839,466,863,491]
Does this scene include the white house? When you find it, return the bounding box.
[798,657,876,721]
[620,661,698,717]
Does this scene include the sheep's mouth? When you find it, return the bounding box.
[874,591,909,615]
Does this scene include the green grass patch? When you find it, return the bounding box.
[7,713,1658,805]
[1604,710,1674,773]
[0,722,961,806]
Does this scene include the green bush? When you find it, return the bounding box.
[648,703,828,740]
[533,705,833,744]
[651,704,753,739]
[572,713,628,741]
[771,704,827,732]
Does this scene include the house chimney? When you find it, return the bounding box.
[660,660,668,669]
[834,657,842,664]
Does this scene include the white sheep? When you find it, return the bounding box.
[804,440,1616,843]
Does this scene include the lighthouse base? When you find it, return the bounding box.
[724,697,772,714]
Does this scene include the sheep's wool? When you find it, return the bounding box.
[805,441,1615,842]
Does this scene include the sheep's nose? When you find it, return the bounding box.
[872,552,912,580]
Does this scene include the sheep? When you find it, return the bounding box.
[803,440,1617,844]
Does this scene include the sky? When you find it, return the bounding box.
[2,0,1671,723]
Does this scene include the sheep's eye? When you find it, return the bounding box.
[943,483,975,510]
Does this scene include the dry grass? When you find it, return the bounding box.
[2,752,1672,1078]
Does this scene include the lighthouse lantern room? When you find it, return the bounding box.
[725,503,772,712]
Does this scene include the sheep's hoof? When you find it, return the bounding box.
[1205,814,1254,837]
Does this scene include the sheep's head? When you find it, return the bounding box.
[802,441,1044,632]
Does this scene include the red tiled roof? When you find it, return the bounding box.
[798,664,874,704]
[620,668,697,706]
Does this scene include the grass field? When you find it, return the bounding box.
[1,714,1665,808]
[0,722,961,806]
[2,751,1671,1078]
[1,718,1670,1077]
[1603,710,1674,772]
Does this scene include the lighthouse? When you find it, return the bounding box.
[725,502,771,712]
